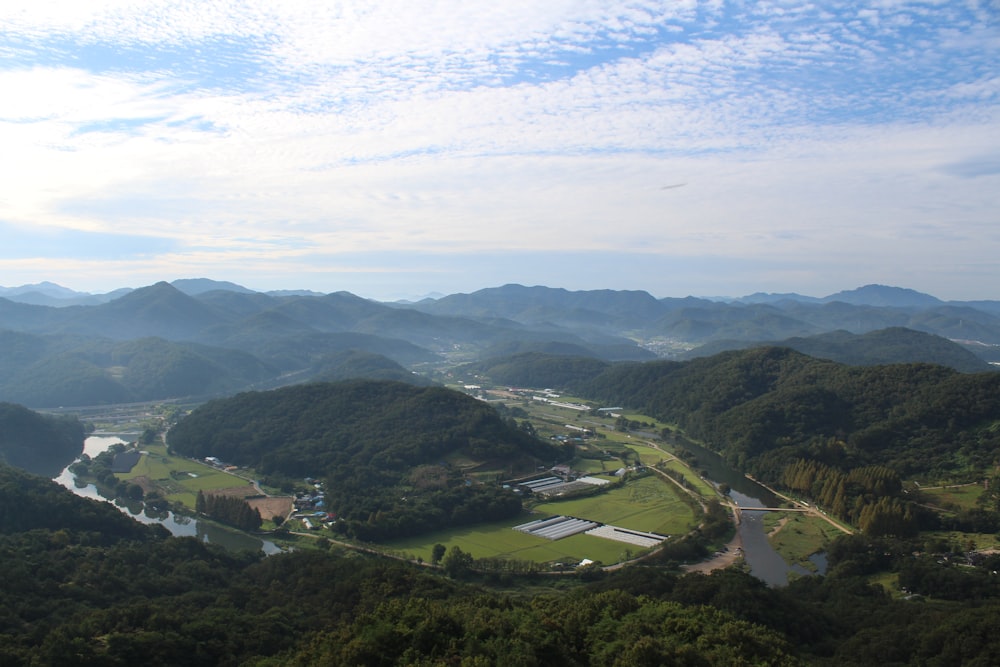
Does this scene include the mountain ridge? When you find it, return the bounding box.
[0,279,997,407]
[2,278,990,307]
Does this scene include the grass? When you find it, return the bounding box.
[531,475,695,535]
[657,458,718,497]
[869,571,901,596]
[570,457,614,474]
[763,512,843,571]
[919,483,984,512]
[386,474,697,565]
[919,530,1000,551]
[387,518,642,565]
[118,443,255,508]
[623,443,667,466]
[618,413,670,430]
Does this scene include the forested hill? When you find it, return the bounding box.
[0,462,158,543]
[310,349,436,386]
[458,351,611,388]
[572,347,1000,480]
[682,327,992,372]
[0,403,85,477]
[168,380,560,473]
[0,461,811,666]
[168,380,568,540]
[8,460,1000,665]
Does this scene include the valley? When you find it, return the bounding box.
[52,382,850,585]
[1,280,999,411]
[5,279,1000,664]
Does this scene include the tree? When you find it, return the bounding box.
[442,546,473,578]
[431,543,446,564]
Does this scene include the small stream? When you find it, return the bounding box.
[54,436,280,555]
[677,440,826,586]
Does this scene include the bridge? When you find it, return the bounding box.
[732,505,811,525]
[736,506,811,512]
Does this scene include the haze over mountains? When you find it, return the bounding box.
[0,279,996,408]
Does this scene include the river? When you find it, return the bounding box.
[54,435,280,555]
[676,439,827,586]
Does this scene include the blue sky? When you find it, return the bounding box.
[0,1,998,301]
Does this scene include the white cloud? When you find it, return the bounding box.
[0,1,997,297]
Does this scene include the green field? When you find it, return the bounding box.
[919,530,1000,551]
[569,456,615,474]
[869,571,901,596]
[532,475,695,535]
[384,397,709,567]
[387,475,697,565]
[657,457,718,497]
[119,444,255,508]
[387,518,633,565]
[621,443,666,466]
[618,413,669,429]
[919,483,984,512]
[763,512,845,571]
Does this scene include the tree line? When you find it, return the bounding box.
[195,491,262,532]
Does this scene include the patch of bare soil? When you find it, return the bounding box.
[206,485,294,521]
[246,496,294,521]
[768,516,790,537]
[682,532,744,575]
[129,475,159,495]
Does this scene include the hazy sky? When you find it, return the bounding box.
[1,1,998,301]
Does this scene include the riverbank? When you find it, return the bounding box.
[681,531,743,574]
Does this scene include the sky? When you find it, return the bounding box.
[1,1,998,302]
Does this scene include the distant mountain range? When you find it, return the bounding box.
[2,279,994,311]
[0,279,322,307]
[733,284,946,308]
[0,279,996,407]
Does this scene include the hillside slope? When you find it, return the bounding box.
[574,347,1000,480]
[683,327,991,372]
[168,380,568,539]
[0,403,85,476]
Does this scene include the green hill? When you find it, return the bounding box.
[309,349,436,385]
[0,403,86,477]
[576,348,1000,478]
[458,351,611,388]
[0,335,276,407]
[0,462,156,541]
[683,327,991,372]
[168,380,568,540]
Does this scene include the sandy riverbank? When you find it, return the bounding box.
[681,531,744,574]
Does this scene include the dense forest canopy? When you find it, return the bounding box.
[2,331,1000,662]
[0,333,276,408]
[168,380,569,540]
[681,327,992,372]
[572,347,1000,481]
[7,460,1000,664]
[0,462,156,541]
[5,280,1000,662]
[459,351,611,388]
[456,347,1000,536]
[0,403,85,476]
[309,349,436,385]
